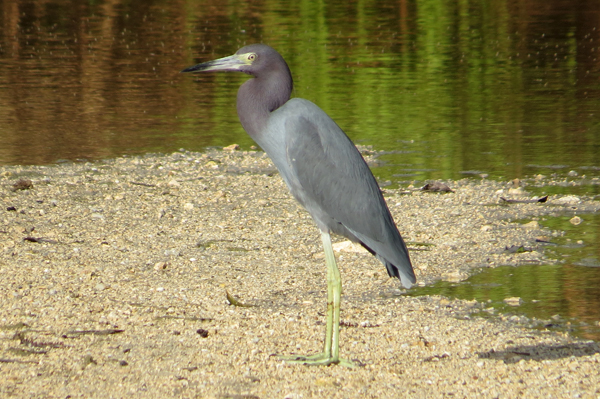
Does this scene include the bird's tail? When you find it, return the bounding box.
[359,241,416,289]
[378,256,415,289]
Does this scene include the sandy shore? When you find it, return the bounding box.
[1,149,599,398]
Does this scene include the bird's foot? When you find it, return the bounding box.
[279,353,358,368]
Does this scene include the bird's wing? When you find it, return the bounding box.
[280,99,415,286]
[283,100,394,246]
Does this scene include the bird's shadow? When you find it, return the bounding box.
[478,341,600,364]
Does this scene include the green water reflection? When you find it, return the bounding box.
[1,0,599,183]
[407,212,600,340]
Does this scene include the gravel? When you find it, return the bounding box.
[1,149,599,398]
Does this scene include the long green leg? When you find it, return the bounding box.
[281,231,355,367]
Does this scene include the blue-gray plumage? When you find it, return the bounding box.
[182,44,416,366]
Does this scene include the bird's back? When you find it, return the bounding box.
[257,98,416,288]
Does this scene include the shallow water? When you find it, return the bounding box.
[407,212,600,341]
[1,0,599,339]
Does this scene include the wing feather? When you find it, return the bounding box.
[277,99,415,286]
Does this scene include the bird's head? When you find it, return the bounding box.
[181,44,287,78]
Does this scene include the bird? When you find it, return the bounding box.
[182,44,416,367]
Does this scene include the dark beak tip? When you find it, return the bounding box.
[180,66,196,73]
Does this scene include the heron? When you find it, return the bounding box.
[182,44,416,367]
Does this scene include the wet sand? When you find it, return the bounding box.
[1,149,599,398]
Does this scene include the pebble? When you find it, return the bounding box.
[154,262,167,271]
[223,143,240,151]
[570,216,582,225]
[504,297,523,307]
[522,221,540,229]
[442,271,467,283]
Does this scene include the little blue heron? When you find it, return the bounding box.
[182,44,416,367]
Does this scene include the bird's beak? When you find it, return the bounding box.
[181,53,248,73]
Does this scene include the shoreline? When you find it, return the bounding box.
[1,149,599,398]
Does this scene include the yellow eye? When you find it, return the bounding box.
[247,53,257,61]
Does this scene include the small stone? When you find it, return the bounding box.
[183,203,194,210]
[522,221,540,229]
[196,328,209,338]
[11,179,33,191]
[504,297,522,306]
[421,182,454,192]
[569,216,582,225]
[154,262,168,271]
[223,143,240,151]
[95,283,106,291]
[567,170,578,177]
[442,271,466,283]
